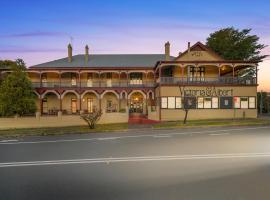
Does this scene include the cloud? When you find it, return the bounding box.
[0,31,67,38]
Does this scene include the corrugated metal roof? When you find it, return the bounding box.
[30,54,175,68]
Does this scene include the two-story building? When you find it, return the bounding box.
[7,41,258,122]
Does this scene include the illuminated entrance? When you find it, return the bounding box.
[129,92,144,113]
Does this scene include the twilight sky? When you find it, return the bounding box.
[1,0,270,91]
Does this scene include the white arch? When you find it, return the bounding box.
[147,90,154,100]
[80,71,100,75]
[155,64,183,73]
[81,90,100,99]
[33,90,40,98]
[61,90,80,99]
[41,90,60,99]
[60,71,80,75]
[27,71,41,75]
[40,71,60,75]
[183,63,197,68]
[100,90,120,99]
[219,64,234,68]
[100,71,120,74]
[120,91,127,99]
[128,90,146,99]
[197,63,219,68]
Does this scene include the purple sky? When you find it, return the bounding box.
[1,0,269,91]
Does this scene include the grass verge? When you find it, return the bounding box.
[153,118,270,129]
[0,123,128,138]
[0,118,269,139]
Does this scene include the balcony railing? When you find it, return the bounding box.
[32,80,156,88]
[160,76,257,85]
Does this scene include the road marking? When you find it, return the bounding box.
[0,139,18,143]
[0,126,269,145]
[153,134,171,138]
[1,152,270,168]
[209,133,230,136]
[97,137,121,141]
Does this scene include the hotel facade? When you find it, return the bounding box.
[5,42,258,123]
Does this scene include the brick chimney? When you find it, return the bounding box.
[165,41,170,61]
[68,43,72,63]
[85,45,89,63]
[188,42,191,53]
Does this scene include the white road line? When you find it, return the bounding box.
[0,139,18,143]
[1,152,270,168]
[209,133,230,136]
[153,135,171,138]
[0,126,269,145]
[97,137,121,140]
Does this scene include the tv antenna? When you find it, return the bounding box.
[69,36,74,46]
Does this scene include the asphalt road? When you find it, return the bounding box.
[1,126,270,200]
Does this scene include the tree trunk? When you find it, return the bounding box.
[183,109,188,124]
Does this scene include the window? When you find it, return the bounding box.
[234,97,241,108]
[175,97,182,109]
[198,67,205,81]
[168,97,176,109]
[204,97,212,108]
[212,97,219,108]
[188,66,205,81]
[249,97,256,108]
[197,97,219,109]
[161,97,168,109]
[197,97,204,108]
[234,97,255,109]
[240,97,248,108]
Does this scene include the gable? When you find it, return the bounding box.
[175,42,224,61]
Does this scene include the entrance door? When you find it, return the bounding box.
[71,99,77,114]
[42,99,48,114]
[87,98,93,113]
[130,92,144,113]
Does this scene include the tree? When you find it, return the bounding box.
[179,86,196,124]
[206,27,267,62]
[0,60,18,84]
[80,110,102,129]
[0,59,37,116]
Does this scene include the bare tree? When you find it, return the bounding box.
[80,110,102,129]
[179,86,195,124]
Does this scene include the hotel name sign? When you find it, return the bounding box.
[179,86,233,97]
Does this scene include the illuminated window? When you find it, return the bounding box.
[197,97,204,108]
[175,97,182,109]
[161,97,168,108]
[234,97,254,109]
[249,97,256,108]
[168,97,176,109]
[240,97,248,109]
[204,97,212,108]
[212,97,219,108]
[197,97,219,109]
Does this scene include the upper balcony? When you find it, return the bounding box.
[160,76,257,85]
[155,62,258,86]
[28,71,156,89]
